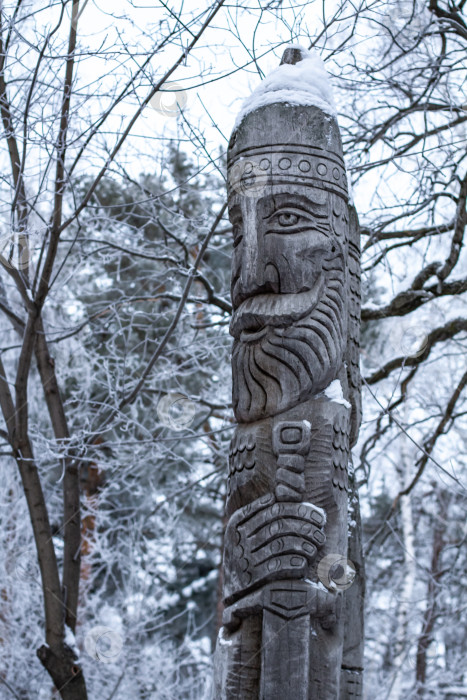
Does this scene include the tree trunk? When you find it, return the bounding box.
[37,644,88,700]
[414,487,448,698]
[389,431,416,700]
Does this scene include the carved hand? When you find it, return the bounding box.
[223,494,326,604]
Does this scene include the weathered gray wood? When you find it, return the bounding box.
[214,46,364,699]
[213,616,261,699]
[340,460,365,699]
[261,607,310,699]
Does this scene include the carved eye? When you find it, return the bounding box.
[267,208,313,233]
[265,203,331,236]
[277,213,299,227]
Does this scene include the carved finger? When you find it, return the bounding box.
[250,552,309,585]
[246,519,325,554]
[237,500,325,536]
[229,493,276,530]
[272,501,325,526]
[250,535,318,566]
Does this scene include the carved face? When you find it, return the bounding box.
[229,184,349,423]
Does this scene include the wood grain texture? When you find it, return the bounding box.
[214,49,364,699]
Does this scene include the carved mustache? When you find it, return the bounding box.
[230,273,325,340]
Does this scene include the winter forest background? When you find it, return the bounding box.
[0,0,465,698]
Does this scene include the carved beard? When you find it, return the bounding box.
[231,247,346,423]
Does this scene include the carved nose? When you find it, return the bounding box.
[240,251,263,295]
[234,207,280,304]
[236,216,264,300]
[236,259,280,305]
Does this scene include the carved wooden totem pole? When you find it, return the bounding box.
[214,47,364,700]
